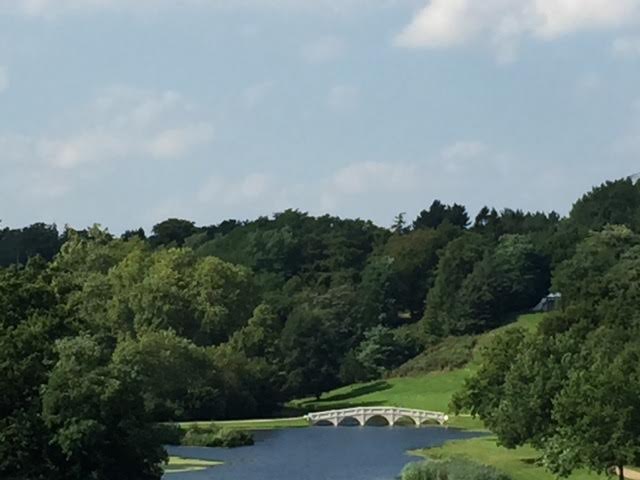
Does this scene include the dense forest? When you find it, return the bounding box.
[2,177,640,479]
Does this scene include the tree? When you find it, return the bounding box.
[42,335,166,480]
[280,306,340,399]
[413,200,469,230]
[454,256,640,480]
[354,325,413,379]
[150,218,197,247]
[0,314,63,480]
[423,232,491,336]
[545,328,640,479]
[357,255,399,328]
[391,212,408,234]
[381,224,461,319]
[429,234,549,336]
[0,223,61,267]
[570,178,640,232]
[552,225,639,308]
[112,331,223,421]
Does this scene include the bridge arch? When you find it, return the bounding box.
[364,414,391,427]
[394,415,418,427]
[337,416,362,427]
[314,419,337,427]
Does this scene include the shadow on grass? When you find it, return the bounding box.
[286,399,385,415]
[319,380,392,402]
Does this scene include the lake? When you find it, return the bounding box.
[165,426,483,480]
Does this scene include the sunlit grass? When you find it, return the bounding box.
[164,456,222,473]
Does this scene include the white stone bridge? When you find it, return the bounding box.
[304,406,449,427]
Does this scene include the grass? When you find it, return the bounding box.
[292,370,473,414]
[180,416,309,431]
[164,456,222,473]
[292,313,545,423]
[411,436,607,480]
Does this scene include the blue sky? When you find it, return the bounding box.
[1,0,640,233]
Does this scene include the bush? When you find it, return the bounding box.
[401,458,511,480]
[154,423,185,445]
[392,336,476,377]
[181,425,254,448]
[214,428,254,448]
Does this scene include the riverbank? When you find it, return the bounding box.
[165,456,222,474]
[411,436,607,480]
[179,416,309,431]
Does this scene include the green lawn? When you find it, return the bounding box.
[164,456,222,473]
[290,313,546,430]
[180,416,309,431]
[291,369,473,414]
[412,436,608,480]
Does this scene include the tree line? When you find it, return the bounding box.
[2,178,640,479]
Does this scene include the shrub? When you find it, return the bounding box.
[181,425,254,448]
[154,423,185,445]
[214,428,254,448]
[401,458,512,480]
[392,336,476,377]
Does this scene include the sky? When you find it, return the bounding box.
[1,0,640,233]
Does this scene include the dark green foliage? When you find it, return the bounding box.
[42,335,167,480]
[392,335,476,377]
[181,425,253,448]
[570,178,640,231]
[0,314,63,480]
[454,224,640,477]
[150,218,197,247]
[4,178,640,479]
[423,233,492,336]
[402,458,511,480]
[413,200,470,230]
[153,423,185,445]
[379,224,462,319]
[195,210,387,289]
[552,225,639,308]
[426,234,549,336]
[0,222,62,267]
[280,305,341,399]
[352,325,415,380]
[112,331,224,421]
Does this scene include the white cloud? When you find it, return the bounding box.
[575,72,602,95]
[3,0,404,17]
[613,99,640,157]
[0,66,8,93]
[0,86,214,204]
[612,35,640,58]
[396,0,640,60]
[36,87,214,169]
[302,36,346,64]
[332,161,418,195]
[242,81,275,109]
[198,173,277,206]
[442,141,488,159]
[146,123,214,159]
[327,85,359,112]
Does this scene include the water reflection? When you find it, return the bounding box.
[166,426,483,480]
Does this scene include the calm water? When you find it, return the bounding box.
[165,426,483,480]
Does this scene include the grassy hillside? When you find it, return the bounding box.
[412,437,607,480]
[293,313,545,417]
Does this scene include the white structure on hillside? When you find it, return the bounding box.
[532,292,561,312]
[305,407,448,427]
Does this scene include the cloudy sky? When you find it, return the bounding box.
[1,0,640,232]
